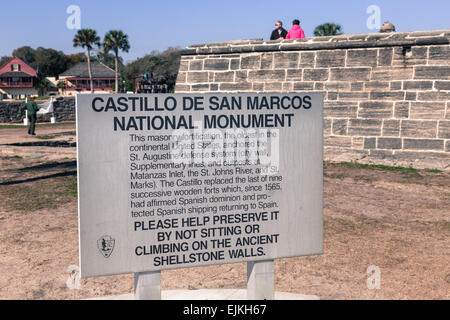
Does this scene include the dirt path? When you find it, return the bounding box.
[0,125,448,299]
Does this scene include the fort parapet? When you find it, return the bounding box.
[175,30,450,170]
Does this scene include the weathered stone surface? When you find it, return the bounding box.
[392,47,428,66]
[210,83,219,91]
[327,92,338,100]
[264,82,283,91]
[293,82,315,91]
[324,147,369,163]
[176,72,187,83]
[401,120,437,138]
[390,81,402,90]
[323,118,332,135]
[410,102,446,119]
[438,121,450,139]
[179,60,189,71]
[338,92,369,100]
[274,52,299,68]
[219,82,252,91]
[191,84,210,91]
[403,80,433,90]
[286,69,303,80]
[187,72,209,83]
[364,137,376,149]
[365,81,390,90]
[352,136,365,149]
[446,141,450,152]
[282,82,293,91]
[241,55,261,69]
[330,68,371,81]
[325,135,352,148]
[214,71,235,82]
[369,149,394,160]
[332,118,348,135]
[394,102,409,119]
[252,82,264,91]
[358,101,393,119]
[415,66,450,80]
[235,70,248,81]
[377,48,393,66]
[316,50,345,67]
[434,81,450,90]
[428,45,450,65]
[260,53,273,69]
[369,91,405,100]
[403,138,444,151]
[346,49,378,67]
[417,91,450,101]
[371,67,414,80]
[230,59,240,70]
[323,101,358,118]
[325,82,351,91]
[174,84,190,92]
[189,60,204,71]
[393,151,450,170]
[314,82,324,90]
[377,137,402,149]
[348,119,382,136]
[303,69,329,81]
[382,119,400,136]
[299,52,316,67]
[351,82,364,91]
[204,58,230,70]
[248,70,285,81]
[405,92,417,101]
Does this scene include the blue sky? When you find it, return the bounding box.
[2,0,449,63]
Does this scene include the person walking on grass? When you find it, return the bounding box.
[23,97,39,135]
[286,19,306,39]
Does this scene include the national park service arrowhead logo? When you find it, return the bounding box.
[97,235,115,258]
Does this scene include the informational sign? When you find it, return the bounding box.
[77,93,323,277]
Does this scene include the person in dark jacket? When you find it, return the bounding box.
[23,97,39,135]
[270,20,288,40]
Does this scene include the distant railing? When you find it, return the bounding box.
[67,84,112,90]
[0,82,34,88]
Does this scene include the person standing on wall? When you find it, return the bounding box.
[270,20,288,40]
[23,97,39,135]
[286,19,306,39]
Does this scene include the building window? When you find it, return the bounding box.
[10,64,21,71]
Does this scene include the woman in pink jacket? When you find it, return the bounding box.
[286,19,306,39]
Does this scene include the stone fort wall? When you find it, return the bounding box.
[175,30,450,170]
[0,97,75,123]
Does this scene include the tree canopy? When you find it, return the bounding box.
[123,47,181,91]
[313,23,343,36]
[7,46,86,78]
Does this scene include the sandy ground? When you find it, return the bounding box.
[0,123,449,300]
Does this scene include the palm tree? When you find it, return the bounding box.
[57,80,66,95]
[103,30,130,93]
[73,29,101,93]
[313,23,343,37]
[36,79,52,96]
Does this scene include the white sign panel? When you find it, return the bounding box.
[77,93,323,277]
